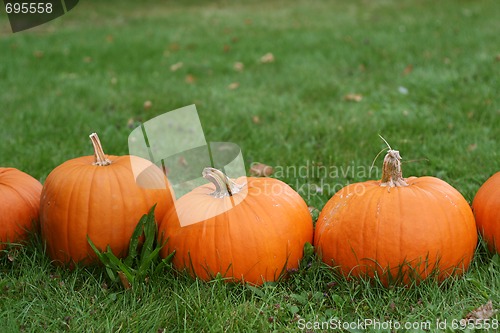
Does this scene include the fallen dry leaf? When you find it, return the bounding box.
[260,53,275,63]
[143,100,152,110]
[169,43,180,51]
[403,64,413,75]
[7,250,16,262]
[33,50,44,58]
[495,54,500,62]
[344,94,363,102]
[223,44,231,53]
[462,301,497,324]
[170,62,183,71]
[250,163,273,177]
[228,82,239,90]
[127,117,141,129]
[185,74,196,84]
[252,115,260,124]
[233,62,244,72]
[467,143,477,152]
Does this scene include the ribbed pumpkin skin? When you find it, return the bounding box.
[314,176,477,285]
[0,168,42,250]
[40,155,172,265]
[159,177,313,285]
[473,172,500,253]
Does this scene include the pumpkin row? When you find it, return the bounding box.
[1,133,498,286]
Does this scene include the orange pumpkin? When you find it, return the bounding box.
[159,167,313,285]
[0,168,42,250]
[40,133,173,265]
[472,172,500,253]
[314,149,477,285]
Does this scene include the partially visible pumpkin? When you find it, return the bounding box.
[0,168,42,250]
[40,133,173,265]
[314,149,477,285]
[472,172,500,253]
[159,167,313,285]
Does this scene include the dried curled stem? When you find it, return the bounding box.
[202,167,245,198]
[89,133,112,166]
[380,150,408,188]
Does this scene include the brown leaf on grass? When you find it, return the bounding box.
[185,74,196,84]
[403,64,413,75]
[260,53,275,63]
[244,19,252,25]
[169,43,180,52]
[127,117,141,129]
[344,93,363,102]
[462,301,497,324]
[7,250,16,262]
[467,143,477,152]
[223,44,231,53]
[250,163,273,177]
[33,50,44,58]
[228,82,240,90]
[495,54,500,62]
[170,62,183,71]
[252,115,260,124]
[143,100,152,110]
[233,62,244,72]
[118,271,132,290]
[106,35,114,43]
[83,56,92,63]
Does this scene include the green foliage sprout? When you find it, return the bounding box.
[87,205,175,289]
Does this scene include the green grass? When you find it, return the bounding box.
[1,0,499,331]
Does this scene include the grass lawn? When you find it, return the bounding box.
[1,0,499,332]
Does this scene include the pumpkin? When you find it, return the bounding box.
[0,168,42,250]
[159,167,313,285]
[314,149,477,285]
[40,133,173,265]
[472,172,500,253]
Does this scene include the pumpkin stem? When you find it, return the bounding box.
[202,167,244,198]
[380,150,409,188]
[89,133,112,166]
